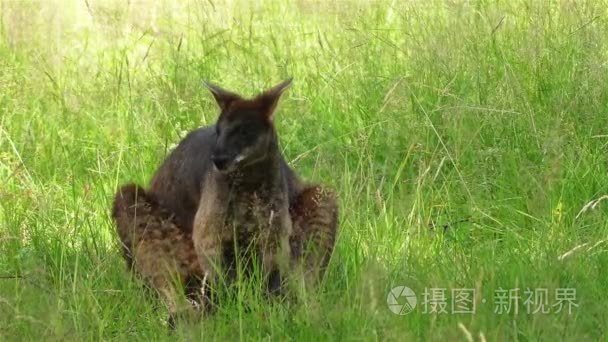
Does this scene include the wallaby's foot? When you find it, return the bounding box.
[266,269,284,297]
[166,304,202,331]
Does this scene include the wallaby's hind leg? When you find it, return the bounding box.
[134,243,200,329]
[112,184,204,328]
[261,226,292,298]
[290,185,339,287]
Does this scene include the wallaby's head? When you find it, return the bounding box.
[204,78,292,172]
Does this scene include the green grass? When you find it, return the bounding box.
[1,0,608,340]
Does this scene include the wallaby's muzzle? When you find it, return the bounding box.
[211,154,231,171]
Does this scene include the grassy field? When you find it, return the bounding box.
[1,0,607,340]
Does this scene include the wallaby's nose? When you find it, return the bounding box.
[211,155,230,171]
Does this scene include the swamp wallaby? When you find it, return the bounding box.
[112,79,338,325]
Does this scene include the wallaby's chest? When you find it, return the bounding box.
[225,192,276,235]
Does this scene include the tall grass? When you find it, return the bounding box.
[1,0,607,340]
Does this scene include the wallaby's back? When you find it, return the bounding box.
[148,127,215,233]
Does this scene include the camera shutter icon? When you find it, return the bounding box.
[387,286,417,315]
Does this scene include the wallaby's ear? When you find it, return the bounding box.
[254,77,293,120]
[203,80,242,111]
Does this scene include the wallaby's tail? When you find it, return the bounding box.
[290,184,339,283]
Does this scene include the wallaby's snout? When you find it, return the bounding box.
[211,132,246,172]
[211,153,231,171]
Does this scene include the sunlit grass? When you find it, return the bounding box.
[1,0,607,340]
